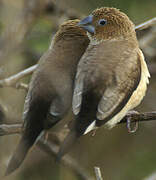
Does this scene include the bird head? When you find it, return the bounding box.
[78,7,135,42]
[53,19,89,43]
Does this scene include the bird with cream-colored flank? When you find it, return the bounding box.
[5,19,89,176]
[57,7,150,159]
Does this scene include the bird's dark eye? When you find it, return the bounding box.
[98,19,107,26]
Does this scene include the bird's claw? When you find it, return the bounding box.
[127,116,138,133]
[91,129,97,136]
[43,131,49,144]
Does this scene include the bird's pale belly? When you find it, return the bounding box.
[106,50,150,128]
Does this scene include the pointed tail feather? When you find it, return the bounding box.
[5,127,43,176]
[5,136,32,176]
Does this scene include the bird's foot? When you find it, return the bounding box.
[43,131,49,144]
[126,110,139,133]
[91,129,97,136]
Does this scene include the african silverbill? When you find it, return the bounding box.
[58,7,150,159]
[5,19,89,176]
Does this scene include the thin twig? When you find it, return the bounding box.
[144,172,156,180]
[0,123,93,180]
[1,112,156,137]
[94,167,103,180]
[139,26,156,57]
[0,111,156,179]
[0,124,22,136]
[38,138,94,180]
[135,17,156,30]
[15,82,29,91]
[0,64,37,89]
[120,111,156,123]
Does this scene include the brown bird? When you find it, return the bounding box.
[5,19,89,176]
[57,7,150,159]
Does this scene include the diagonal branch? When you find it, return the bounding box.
[0,111,156,179]
[0,123,93,180]
[120,111,156,123]
[94,167,103,180]
[1,112,156,137]
[135,17,156,31]
[38,138,94,180]
[139,26,156,57]
[0,124,22,136]
[0,64,37,90]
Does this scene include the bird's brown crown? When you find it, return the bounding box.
[91,7,136,41]
[54,19,88,43]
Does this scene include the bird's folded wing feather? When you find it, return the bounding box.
[72,68,85,115]
[97,56,141,122]
[22,70,38,127]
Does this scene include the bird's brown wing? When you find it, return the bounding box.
[72,43,99,116]
[22,84,33,127]
[23,50,52,126]
[72,67,85,115]
[96,54,141,123]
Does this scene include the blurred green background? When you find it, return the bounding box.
[0,0,156,180]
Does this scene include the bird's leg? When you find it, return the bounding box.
[34,130,48,145]
[126,110,139,133]
[36,130,49,144]
[91,129,97,136]
[43,130,49,144]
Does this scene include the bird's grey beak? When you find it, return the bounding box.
[78,15,95,34]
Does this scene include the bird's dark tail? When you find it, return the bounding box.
[5,98,52,176]
[5,126,43,176]
[5,109,45,176]
[57,130,80,161]
[5,136,32,176]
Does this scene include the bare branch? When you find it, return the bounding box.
[38,138,94,180]
[1,112,156,136]
[144,172,156,180]
[1,111,156,178]
[15,82,29,91]
[139,26,156,57]
[0,2,155,179]
[0,64,37,89]
[0,123,93,180]
[94,167,103,180]
[0,124,22,136]
[135,17,156,31]
[120,111,156,124]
